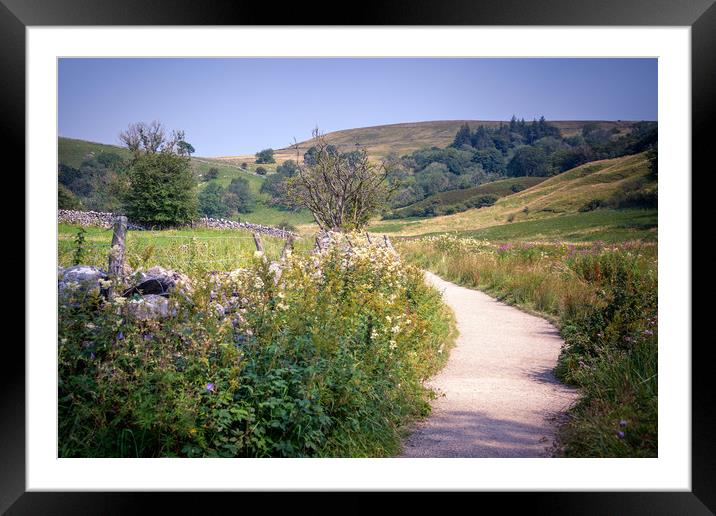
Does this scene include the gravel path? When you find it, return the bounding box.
[400,271,579,458]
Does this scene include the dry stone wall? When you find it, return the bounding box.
[58,210,297,239]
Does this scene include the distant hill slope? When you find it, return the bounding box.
[370,152,656,238]
[388,177,548,218]
[58,137,133,169]
[215,119,641,164]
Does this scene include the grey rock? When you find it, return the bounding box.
[58,265,108,299]
[126,294,174,320]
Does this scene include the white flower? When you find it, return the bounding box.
[113,296,127,307]
[99,279,112,289]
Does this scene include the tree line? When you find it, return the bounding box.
[381,117,657,211]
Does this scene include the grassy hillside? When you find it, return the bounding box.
[58,137,313,227]
[388,177,548,218]
[369,153,656,241]
[216,120,640,164]
[58,137,133,168]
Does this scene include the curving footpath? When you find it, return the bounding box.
[400,271,579,458]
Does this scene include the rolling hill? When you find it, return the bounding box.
[387,176,548,219]
[215,119,641,165]
[369,152,657,241]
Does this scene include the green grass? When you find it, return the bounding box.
[58,223,313,272]
[421,209,658,243]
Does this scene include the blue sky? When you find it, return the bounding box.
[58,58,657,157]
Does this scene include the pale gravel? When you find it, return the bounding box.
[400,271,579,458]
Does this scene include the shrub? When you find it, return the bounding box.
[58,238,455,457]
[204,167,220,181]
[579,199,604,212]
[255,166,267,176]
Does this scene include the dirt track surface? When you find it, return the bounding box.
[400,271,579,458]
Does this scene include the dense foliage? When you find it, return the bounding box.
[386,118,658,213]
[126,152,198,226]
[398,236,657,457]
[58,152,130,212]
[58,239,455,457]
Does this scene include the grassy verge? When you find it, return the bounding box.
[58,224,314,272]
[58,237,456,457]
[397,235,657,457]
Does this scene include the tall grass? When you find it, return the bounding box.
[397,236,657,457]
[58,224,313,273]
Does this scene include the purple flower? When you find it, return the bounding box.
[616,431,625,439]
[619,419,628,428]
[205,383,215,392]
[116,331,124,341]
[143,333,154,341]
[90,352,96,360]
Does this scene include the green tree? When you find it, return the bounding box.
[255,148,275,164]
[255,166,267,176]
[225,177,255,213]
[126,152,198,225]
[451,123,472,148]
[58,184,81,209]
[198,181,228,218]
[506,146,553,177]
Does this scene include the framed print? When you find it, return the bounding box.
[4,0,714,513]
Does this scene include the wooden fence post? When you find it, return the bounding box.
[108,215,127,299]
[365,232,372,245]
[281,235,295,260]
[253,233,265,254]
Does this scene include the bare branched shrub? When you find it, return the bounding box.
[286,129,396,231]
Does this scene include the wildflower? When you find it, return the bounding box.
[99,279,112,289]
[113,296,127,307]
[116,331,124,340]
[90,352,96,360]
[616,431,625,439]
[189,428,197,434]
[619,420,628,428]
[85,322,96,330]
[205,383,215,392]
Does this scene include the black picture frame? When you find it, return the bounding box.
[4,1,713,513]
